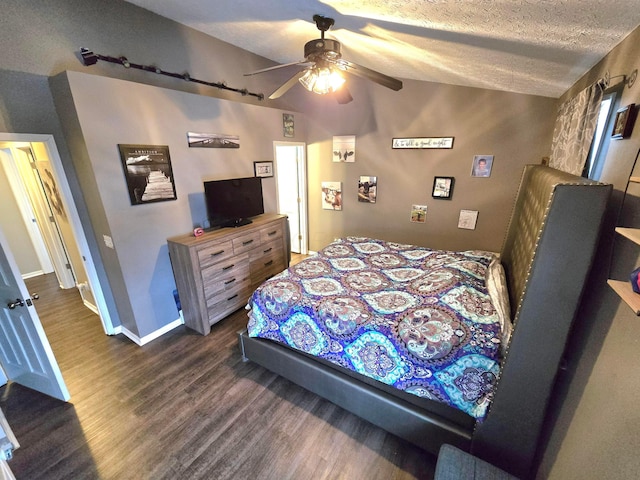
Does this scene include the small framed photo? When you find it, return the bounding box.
[254,161,273,178]
[358,176,377,203]
[410,204,428,223]
[612,104,636,139]
[283,113,294,137]
[432,176,454,199]
[471,155,493,177]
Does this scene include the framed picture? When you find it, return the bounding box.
[612,104,637,139]
[254,161,273,178]
[471,155,494,177]
[358,176,377,203]
[321,181,342,210]
[432,176,454,199]
[333,135,356,162]
[118,144,177,205]
[392,137,454,149]
[283,113,294,137]
[187,131,239,148]
[458,210,479,230]
[410,204,428,223]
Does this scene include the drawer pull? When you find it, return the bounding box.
[263,247,273,253]
[227,294,238,301]
[224,278,236,285]
[242,239,254,246]
[267,230,277,236]
[222,264,235,271]
[264,260,274,266]
[211,250,225,257]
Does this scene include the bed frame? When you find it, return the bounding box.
[238,165,611,479]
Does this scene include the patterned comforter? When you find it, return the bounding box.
[247,237,504,419]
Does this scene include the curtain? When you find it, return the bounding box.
[549,83,603,176]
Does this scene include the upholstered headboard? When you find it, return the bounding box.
[472,165,611,478]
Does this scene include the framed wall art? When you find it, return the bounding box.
[118,144,177,205]
[410,204,428,223]
[471,155,493,177]
[254,161,274,178]
[283,113,294,137]
[333,135,356,162]
[432,176,454,199]
[321,181,342,210]
[612,104,637,139]
[392,137,454,149]
[358,176,377,203]
[187,131,239,148]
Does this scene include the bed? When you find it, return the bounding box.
[238,165,611,479]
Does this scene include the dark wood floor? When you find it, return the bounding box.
[1,269,437,479]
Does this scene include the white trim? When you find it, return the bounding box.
[119,317,184,346]
[22,270,46,280]
[0,133,115,335]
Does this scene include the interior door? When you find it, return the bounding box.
[275,143,307,254]
[0,225,70,401]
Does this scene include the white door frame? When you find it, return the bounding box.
[273,142,308,254]
[0,133,115,335]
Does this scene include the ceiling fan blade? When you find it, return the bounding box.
[268,69,308,99]
[334,59,403,91]
[333,85,353,104]
[244,60,310,76]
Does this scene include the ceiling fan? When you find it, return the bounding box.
[244,15,403,104]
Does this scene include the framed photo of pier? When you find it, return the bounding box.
[118,144,177,205]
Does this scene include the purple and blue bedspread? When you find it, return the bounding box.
[247,237,503,420]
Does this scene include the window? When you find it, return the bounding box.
[584,85,624,180]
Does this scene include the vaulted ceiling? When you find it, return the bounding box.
[123,0,640,98]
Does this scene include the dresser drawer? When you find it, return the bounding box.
[197,240,234,269]
[232,230,261,255]
[207,283,253,325]
[249,239,282,262]
[250,250,286,287]
[201,256,249,300]
[260,223,283,243]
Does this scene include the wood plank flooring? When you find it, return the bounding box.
[0,271,437,479]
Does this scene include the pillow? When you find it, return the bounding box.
[486,255,513,356]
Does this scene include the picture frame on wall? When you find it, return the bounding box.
[358,175,377,203]
[118,144,177,205]
[283,113,294,137]
[254,161,274,178]
[471,155,494,177]
[612,104,637,139]
[432,176,454,199]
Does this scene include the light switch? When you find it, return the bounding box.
[103,235,114,249]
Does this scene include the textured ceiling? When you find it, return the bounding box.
[123,0,640,98]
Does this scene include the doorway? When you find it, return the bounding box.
[0,133,114,335]
[274,142,308,254]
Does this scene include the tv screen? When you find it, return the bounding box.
[204,177,264,228]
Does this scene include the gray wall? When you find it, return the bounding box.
[302,79,557,252]
[53,70,301,337]
[536,26,640,480]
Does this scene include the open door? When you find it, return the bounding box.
[0,224,69,401]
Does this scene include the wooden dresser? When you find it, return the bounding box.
[167,214,289,335]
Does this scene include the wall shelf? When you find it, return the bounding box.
[608,279,640,315]
[630,176,640,183]
[615,227,640,245]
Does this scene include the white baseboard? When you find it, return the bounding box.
[119,316,184,346]
[22,270,45,280]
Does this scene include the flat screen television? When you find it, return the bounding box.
[204,177,264,228]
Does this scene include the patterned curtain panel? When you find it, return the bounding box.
[549,83,603,175]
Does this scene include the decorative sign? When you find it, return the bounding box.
[392,137,454,149]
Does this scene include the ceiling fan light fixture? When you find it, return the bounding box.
[299,65,345,95]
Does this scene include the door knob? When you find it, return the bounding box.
[7,299,24,309]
